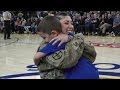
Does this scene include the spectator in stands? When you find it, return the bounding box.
[85,13,92,35]
[91,13,99,35]
[99,13,113,36]
[113,13,120,36]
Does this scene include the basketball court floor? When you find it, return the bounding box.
[0,33,120,79]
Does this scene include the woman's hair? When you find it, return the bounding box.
[37,15,62,34]
[55,12,69,20]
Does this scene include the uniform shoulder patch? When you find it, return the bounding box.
[45,50,65,67]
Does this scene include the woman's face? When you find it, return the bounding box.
[60,16,74,34]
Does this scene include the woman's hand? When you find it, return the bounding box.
[49,33,69,47]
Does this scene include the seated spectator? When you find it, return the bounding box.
[99,13,113,36]
[15,17,22,34]
[85,13,92,35]
[112,13,120,36]
[91,13,99,35]
[79,15,85,34]
[24,18,31,34]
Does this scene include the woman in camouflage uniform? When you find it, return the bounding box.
[34,15,99,79]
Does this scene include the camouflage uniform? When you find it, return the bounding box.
[37,34,84,79]
[76,33,97,63]
[68,33,97,63]
[83,43,97,63]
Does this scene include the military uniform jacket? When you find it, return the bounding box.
[37,34,84,79]
[37,33,97,79]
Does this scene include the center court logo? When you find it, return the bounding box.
[0,63,120,79]
[90,42,120,48]
[94,63,120,79]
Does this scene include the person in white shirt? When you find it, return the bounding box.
[3,11,12,40]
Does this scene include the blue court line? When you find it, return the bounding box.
[0,72,39,79]
[99,71,120,76]
[0,71,120,79]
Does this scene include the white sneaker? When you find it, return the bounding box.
[111,32,115,37]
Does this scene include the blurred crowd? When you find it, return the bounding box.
[0,11,120,36]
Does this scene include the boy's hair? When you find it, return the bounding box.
[37,15,62,34]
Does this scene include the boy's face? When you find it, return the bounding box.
[38,31,58,43]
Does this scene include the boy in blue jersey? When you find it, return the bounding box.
[34,15,99,79]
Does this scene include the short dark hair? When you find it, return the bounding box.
[37,15,62,34]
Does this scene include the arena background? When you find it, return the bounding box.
[0,11,120,79]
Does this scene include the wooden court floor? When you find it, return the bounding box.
[0,33,120,79]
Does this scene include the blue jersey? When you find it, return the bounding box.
[64,56,99,79]
[38,41,99,79]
